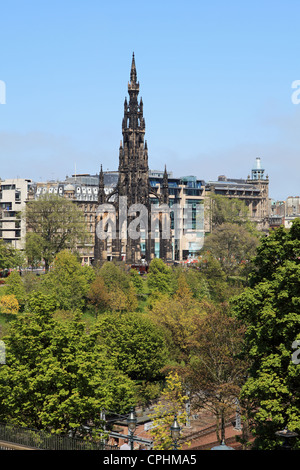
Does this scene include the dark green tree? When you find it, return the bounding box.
[231,220,300,449]
[249,218,300,285]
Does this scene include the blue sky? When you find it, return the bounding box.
[0,0,299,201]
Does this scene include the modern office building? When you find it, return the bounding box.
[0,178,32,250]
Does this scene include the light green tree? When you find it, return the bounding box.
[147,258,176,296]
[93,312,167,383]
[0,307,135,433]
[149,371,189,450]
[40,250,95,311]
[3,270,27,310]
[0,239,24,271]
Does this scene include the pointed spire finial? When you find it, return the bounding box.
[130,52,137,84]
[163,165,168,187]
[99,164,104,186]
[98,164,105,204]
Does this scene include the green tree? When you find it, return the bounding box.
[0,308,135,433]
[97,262,131,292]
[149,371,189,450]
[129,268,144,294]
[249,218,300,286]
[197,252,229,303]
[231,220,300,449]
[147,258,176,296]
[208,193,254,231]
[173,266,209,301]
[96,262,138,312]
[40,250,95,311]
[25,291,59,315]
[25,232,43,268]
[203,222,259,277]
[0,240,24,271]
[24,194,90,272]
[187,306,247,443]
[93,312,167,383]
[3,270,27,310]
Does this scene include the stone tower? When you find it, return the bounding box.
[94,54,171,265]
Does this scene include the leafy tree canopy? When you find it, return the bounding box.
[249,218,300,286]
[38,250,95,312]
[208,193,256,232]
[92,312,167,383]
[203,222,260,277]
[0,240,24,271]
[24,194,90,271]
[147,258,176,295]
[0,308,135,433]
[231,220,300,449]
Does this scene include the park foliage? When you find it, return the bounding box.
[0,195,299,449]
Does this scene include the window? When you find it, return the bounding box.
[1,184,16,190]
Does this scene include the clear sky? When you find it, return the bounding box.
[0,0,299,201]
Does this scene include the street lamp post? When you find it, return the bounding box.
[127,407,137,450]
[275,427,298,450]
[170,415,181,450]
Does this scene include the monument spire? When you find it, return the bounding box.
[94,54,172,266]
[130,52,137,84]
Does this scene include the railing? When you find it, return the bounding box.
[0,423,116,450]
